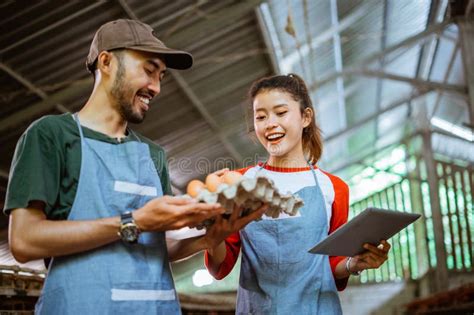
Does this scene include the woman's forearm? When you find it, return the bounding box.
[166,236,208,262]
[205,241,227,270]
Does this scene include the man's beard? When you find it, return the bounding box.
[110,62,146,124]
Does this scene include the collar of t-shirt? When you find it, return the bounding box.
[69,114,139,144]
[258,162,318,173]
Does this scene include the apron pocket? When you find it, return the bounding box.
[242,220,278,264]
[277,225,307,264]
[243,218,307,265]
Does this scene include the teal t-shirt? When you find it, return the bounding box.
[4,113,172,219]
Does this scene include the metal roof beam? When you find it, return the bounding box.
[0,77,91,135]
[374,0,389,143]
[0,63,47,100]
[458,16,474,126]
[0,2,105,55]
[280,1,368,74]
[466,0,474,15]
[328,131,420,174]
[310,19,452,91]
[164,0,263,48]
[150,0,210,30]
[0,62,69,113]
[255,4,280,74]
[409,0,447,124]
[330,0,347,131]
[318,69,466,95]
[185,16,251,53]
[359,20,451,68]
[325,89,432,143]
[430,41,461,118]
[171,72,243,163]
[117,0,139,20]
[414,0,445,81]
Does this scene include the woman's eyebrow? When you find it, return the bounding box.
[255,104,288,111]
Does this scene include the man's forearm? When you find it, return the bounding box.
[10,208,121,263]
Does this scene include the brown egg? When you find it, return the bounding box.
[205,173,223,192]
[222,171,243,185]
[187,179,205,198]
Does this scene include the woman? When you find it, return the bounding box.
[204,74,391,314]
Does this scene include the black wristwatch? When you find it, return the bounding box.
[118,212,140,244]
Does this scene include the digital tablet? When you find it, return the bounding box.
[308,207,421,256]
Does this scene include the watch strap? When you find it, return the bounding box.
[121,211,134,224]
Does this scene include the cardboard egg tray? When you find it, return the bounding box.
[189,176,304,230]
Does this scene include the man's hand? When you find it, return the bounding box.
[133,195,224,232]
[165,203,268,262]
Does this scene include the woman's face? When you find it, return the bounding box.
[253,89,310,162]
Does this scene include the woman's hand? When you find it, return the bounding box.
[350,240,391,273]
[204,203,268,251]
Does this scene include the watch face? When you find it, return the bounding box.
[121,224,139,243]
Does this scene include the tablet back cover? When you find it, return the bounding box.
[308,207,421,256]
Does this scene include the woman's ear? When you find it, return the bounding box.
[303,107,313,128]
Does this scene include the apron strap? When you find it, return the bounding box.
[72,113,85,141]
[127,128,142,143]
[72,113,141,143]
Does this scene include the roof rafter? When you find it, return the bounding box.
[317,69,466,95]
[329,0,347,131]
[0,62,69,113]
[171,72,243,163]
[310,19,453,91]
[0,2,104,55]
[325,89,432,143]
[0,77,90,135]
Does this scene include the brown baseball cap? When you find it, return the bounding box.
[86,19,193,72]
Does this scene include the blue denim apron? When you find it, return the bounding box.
[237,165,342,314]
[35,114,180,314]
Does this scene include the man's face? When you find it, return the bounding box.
[110,50,167,124]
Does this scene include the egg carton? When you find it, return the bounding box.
[189,176,304,230]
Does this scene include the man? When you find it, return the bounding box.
[4,19,229,314]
